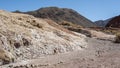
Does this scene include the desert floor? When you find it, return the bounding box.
[1,37,120,68]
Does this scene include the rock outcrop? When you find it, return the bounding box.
[0,10,87,65]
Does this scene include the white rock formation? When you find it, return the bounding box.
[0,10,87,64]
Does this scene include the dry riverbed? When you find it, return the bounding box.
[1,37,120,68]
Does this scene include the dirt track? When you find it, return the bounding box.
[1,38,120,68]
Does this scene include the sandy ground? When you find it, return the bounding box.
[1,37,120,68]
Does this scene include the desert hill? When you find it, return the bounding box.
[14,7,96,27]
[94,19,112,27]
[0,10,87,65]
[106,15,120,28]
[95,15,120,28]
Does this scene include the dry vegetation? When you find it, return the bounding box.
[115,33,120,43]
[89,27,120,42]
[19,7,96,27]
[60,21,83,28]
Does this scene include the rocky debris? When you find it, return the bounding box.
[1,37,120,68]
[14,7,96,27]
[66,27,92,37]
[85,29,115,41]
[0,49,14,65]
[0,10,87,65]
[69,27,116,41]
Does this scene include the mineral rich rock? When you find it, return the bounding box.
[0,10,87,64]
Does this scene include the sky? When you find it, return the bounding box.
[0,0,120,21]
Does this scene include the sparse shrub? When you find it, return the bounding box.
[32,20,42,28]
[115,33,120,43]
[26,20,30,23]
[35,23,43,28]
[18,17,22,20]
[26,19,43,28]
[14,10,21,13]
[60,21,83,28]
[22,38,30,46]
[32,20,36,22]
[61,22,71,26]
[14,42,21,48]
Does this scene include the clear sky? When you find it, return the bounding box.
[0,0,120,21]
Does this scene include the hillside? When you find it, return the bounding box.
[14,7,96,27]
[0,10,87,65]
[95,18,112,27]
[95,15,120,28]
[106,15,120,28]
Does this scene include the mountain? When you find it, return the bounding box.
[0,10,87,65]
[94,20,105,27]
[95,15,120,28]
[95,18,112,27]
[106,15,120,28]
[14,7,96,27]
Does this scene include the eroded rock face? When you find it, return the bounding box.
[0,10,87,64]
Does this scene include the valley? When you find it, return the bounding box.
[0,7,120,68]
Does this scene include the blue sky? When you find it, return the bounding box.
[0,0,120,21]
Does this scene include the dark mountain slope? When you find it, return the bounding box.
[15,7,96,27]
[106,15,120,28]
[95,18,112,27]
[95,15,120,28]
